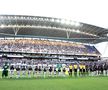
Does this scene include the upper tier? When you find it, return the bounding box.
[0,39,100,56]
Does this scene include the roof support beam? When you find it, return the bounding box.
[66,31,71,39]
[13,26,20,35]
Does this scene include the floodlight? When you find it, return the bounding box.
[14,16,17,19]
[0,24,5,28]
[51,18,55,22]
[61,19,66,24]
[71,21,75,26]
[72,29,75,32]
[27,17,30,20]
[65,20,71,25]
[76,29,80,33]
[0,16,3,19]
[56,19,60,23]
[74,22,80,26]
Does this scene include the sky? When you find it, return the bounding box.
[95,42,108,57]
[0,0,108,57]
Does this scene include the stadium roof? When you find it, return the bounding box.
[0,15,108,44]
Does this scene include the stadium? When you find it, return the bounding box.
[0,15,108,90]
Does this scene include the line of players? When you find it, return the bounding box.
[68,63,108,77]
[9,63,66,78]
[9,63,64,78]
[9,62,108,78]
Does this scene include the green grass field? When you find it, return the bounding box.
[0,77,108,90]
[0,70,108,90]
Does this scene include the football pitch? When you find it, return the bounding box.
[0,77,108,90]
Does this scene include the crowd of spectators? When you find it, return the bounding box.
[0,39,100,55]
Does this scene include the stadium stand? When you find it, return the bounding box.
[0,39,100,55]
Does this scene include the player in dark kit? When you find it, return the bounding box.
[63,68,66,77]
[44,67,47,73]
[89,64,93,76]
[43,67,47,78]
[103,63,108,76]
[38,66,42,76]
[54,67,56,75]
[2,62,9,78]
[58,67,61,76]
[94,63,98,76]
[16,65,20,78]
[28,65,33,77]
[21,65,26,77]
[33,66,38,77]
[85,64,89,76]
[10,65,14,78]
[98,64,101,75]
[100,64,104,75]
[82,65,86,76]
[49,67,52,76]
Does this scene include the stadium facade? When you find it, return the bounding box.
[0,15,108,64]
